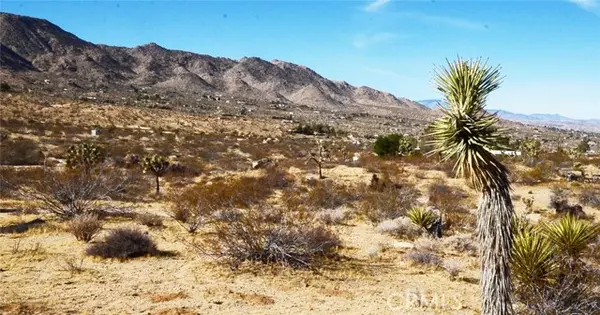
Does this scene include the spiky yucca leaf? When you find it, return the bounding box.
[512,215,535,235]
[541,215,600,258]
[406,207,437,230]
[511,229,557,286]
[428,58,509,192]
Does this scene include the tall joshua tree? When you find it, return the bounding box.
[428,58,514,315]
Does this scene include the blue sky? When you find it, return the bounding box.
[2,0,599,119]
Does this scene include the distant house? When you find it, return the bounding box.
[490,150,522,156]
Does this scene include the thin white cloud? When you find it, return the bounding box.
[352,32,397,48]
[363,66,412,80]
[399,12,487,31]
[364,0,391,12]
[568,0,598,10]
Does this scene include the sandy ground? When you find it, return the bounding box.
[0,214,481,315]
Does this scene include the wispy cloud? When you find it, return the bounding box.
[568,0,598,10]
[352,32,397,48]
[568,0,600,16]
[364,0,391,12]
[399,12,488,31]
[363,66,411,80]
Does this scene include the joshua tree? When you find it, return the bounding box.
[307,140,329,179]
[428,58,514,315]
[141,154,170,194]
[66,143,105,171]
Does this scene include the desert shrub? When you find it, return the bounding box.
[443,259,463,280]
[427,180,467,212]
[86,227,158,259]
[373,134,414,156]
[136,213,164,228]
[66,214,103,242]
[376,217,422,240]
[0,137,44,165]
[443,234,478,255]
[202,208,341,268]
[292,123,340,136]
[304,180,356,210]
[168,189,216,233]
[314,207,350,225]
[20,167,130,219]
[0,167,45,198]
[358,183,420,222]
[514,162,554,185]
[515,265,600,315]
[414,236,441,252]
[549,184,570,210]
[405,250,441,267]
[578,186,600,209]
[0,82,11,92]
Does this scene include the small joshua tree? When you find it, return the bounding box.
[307,140,330,179]
[66,143,105,171]
[141,155,170,194]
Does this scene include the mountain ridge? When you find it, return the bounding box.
[0,12,426,111]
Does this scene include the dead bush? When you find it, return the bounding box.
[20,167,130,219]
[86,227,158,259]
[405,250,442,267]
[358,183,420,222]
[282,180,356,212]
[579,186,600,209]
[443,208,477,234]
[66,214,103,242]
[136,213,164,228]
[201,208,340,268]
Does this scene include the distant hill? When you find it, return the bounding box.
[0,12,426,112]
[417,99,600,133]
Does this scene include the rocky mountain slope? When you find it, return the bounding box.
[0,12,426,111]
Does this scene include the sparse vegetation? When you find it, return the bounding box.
[405,250,442,267]
[201,208,340,268]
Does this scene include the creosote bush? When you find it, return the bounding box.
[66,213,103,242]
[66,143,105,170]
[201,208,340,268]
[86,227,158,259]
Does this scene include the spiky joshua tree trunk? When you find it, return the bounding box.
[429,58,514,315]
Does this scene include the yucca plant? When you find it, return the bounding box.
[428,57,515,314]
[511,229,557,287]
[66,143,105,171]
[541,215,600,259]
[406,207,437,230]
